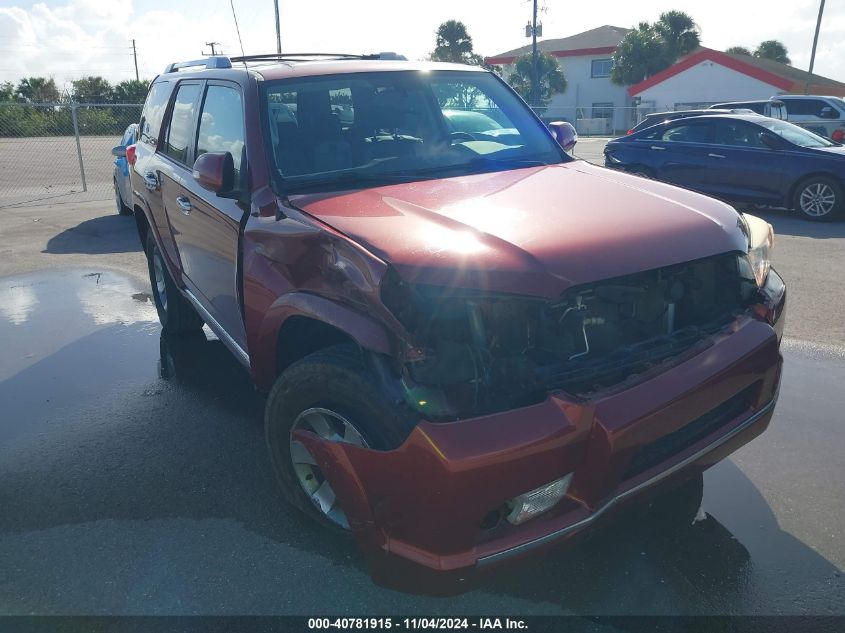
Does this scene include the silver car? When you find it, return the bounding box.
[111,123,138,215]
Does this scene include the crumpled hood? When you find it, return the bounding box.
[290,162,747,298]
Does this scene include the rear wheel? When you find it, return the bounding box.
[793,176,842,221]
[145,231,203,334]
[114,178,132,215]
[265,344,415,531]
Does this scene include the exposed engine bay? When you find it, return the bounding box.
[385,253,760,419]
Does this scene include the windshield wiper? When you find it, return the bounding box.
[282,157,553,194]
[282,171,415,194]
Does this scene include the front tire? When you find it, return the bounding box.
[265,344,415,531]
[793,176,842,221]
[145,231,203,334]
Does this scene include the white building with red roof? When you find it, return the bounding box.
[486,25,634,134]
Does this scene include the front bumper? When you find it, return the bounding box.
[295,271,786,580]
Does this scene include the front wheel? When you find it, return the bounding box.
[145,231,203,334]
[793,176,842,221]
[265,344,416,531]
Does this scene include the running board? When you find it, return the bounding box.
[183,288,250,368]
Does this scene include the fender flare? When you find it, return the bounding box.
[251,291,394,391]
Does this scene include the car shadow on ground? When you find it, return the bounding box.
[748,208,845,239]
[1,316,841,614]
[43,214,141,255]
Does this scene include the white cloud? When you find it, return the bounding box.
[0,0,842,91]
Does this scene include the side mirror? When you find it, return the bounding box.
[548,121,578,152]
[111,145,127,157]
[192,152,235,194]
[760,132,781,150]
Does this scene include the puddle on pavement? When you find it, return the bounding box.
[0,268,842,613]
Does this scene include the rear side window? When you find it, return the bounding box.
[139,81,172,146]
[660,121,713,143]
[197,85,246,180]
[784,99,827,117]
[163,83,201,165]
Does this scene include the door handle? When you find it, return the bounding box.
[708,153,726,159]
[650,145,666,151]
[176,196,192,215]
[143,172,159,191]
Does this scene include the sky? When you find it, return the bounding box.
[0,0,843,92]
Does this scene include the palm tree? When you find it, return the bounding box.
[15,77,60,103]
[726,46,752,56]
[507,53,567,106]
[611,22,672,86]
[754,40,791,65]
[654,10,700,60]
[431,20,475,64]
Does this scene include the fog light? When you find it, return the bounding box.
[506,474,573,525]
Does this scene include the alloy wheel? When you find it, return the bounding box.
[289,407,368,528]
[799,182,836,217]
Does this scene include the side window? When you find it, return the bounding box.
[197,85,246,179]
[715,121,764,147]
[139,81,171,146]
[163,83,201,165]
[785,99,826,117]
[660,121,713,144]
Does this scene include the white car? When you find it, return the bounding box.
[777,95,845,141]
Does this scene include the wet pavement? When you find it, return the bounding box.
[0,269,843,616]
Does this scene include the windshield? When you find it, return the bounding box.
[758,119,835,148]
[261,70,566,193]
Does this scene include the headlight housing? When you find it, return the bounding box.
[742,213,774,287]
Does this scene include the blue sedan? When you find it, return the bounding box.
[112,123,137,216]
[604,113,845,221]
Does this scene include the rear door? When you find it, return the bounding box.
[702,119,786,204]
[643,119,716,192]
[177,81,249,350]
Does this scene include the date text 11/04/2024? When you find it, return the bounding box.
[307,618,528,629]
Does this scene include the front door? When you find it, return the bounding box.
[177,81,248,350]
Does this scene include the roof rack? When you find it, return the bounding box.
[229,52,408,63]
[162,52,408,74]
[164,56,232,73]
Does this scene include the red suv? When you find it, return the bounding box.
[130,53,785,582]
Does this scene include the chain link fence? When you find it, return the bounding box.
[0,103,142,207]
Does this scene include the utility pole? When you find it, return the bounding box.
[805,0,825,95]
[531,0,539,107]
[273,0,282,54]
[131,39,139,81]
[204,41,222,56]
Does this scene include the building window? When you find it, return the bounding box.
[591,58,613,78]
[592,102,614,119]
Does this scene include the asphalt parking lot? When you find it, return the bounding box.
[0,148,844,616]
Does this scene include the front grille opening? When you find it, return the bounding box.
[623,384,757,480]
[400,252,757,420]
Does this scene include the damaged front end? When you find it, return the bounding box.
[383,251,763,420]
